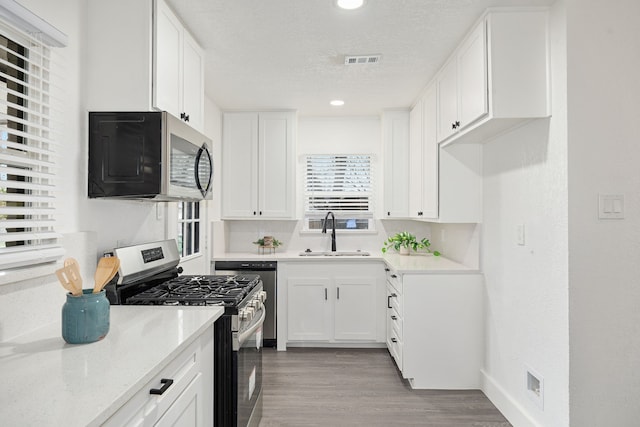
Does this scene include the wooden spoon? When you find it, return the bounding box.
[63,258,83,295]
[56,267,80,296]
[93,257,120,293]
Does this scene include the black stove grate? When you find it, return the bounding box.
[125,274,260,307]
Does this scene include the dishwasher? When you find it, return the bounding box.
[214,260,277,348]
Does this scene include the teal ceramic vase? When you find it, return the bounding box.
[62,289,110,344]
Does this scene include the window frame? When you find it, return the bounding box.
[303,153,375,233]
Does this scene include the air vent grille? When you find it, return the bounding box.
[344,54,382,65]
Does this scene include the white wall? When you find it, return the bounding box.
[567,0,640,425]
[481,2,569,426]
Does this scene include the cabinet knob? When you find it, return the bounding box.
[387,211,390,216]
[391,315,397,320]
[391,338,397,343]
[180,112,190,122]
[259,211,262,215]
[253,211,257,215]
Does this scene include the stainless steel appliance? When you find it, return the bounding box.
[105,240,264,427]
[214,261,277,347]
[88,111,213,201]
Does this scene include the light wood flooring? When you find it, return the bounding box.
[259,347,511,427]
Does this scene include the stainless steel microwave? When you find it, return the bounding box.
[88,111,213,201]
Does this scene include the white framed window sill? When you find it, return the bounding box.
[299,229,379,236]
[0,262,58,287]
[179,252,203,263]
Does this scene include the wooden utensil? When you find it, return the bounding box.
[93,257,120,293]
[63,258,83,294]
[56,264,82,296]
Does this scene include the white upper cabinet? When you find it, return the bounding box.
[436,9,550,145]
[382,110,410,218]
[222,111,296,219]
[154,0,205,131]
[86,0,204,132]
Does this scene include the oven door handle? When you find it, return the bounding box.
[234,307,266,351]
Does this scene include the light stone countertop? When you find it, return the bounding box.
[0,306,224,427]
[213,251,478,273]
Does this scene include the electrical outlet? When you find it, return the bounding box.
[526,367,544,410]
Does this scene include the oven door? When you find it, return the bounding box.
[235,306,265,427]
[165,112,213,200]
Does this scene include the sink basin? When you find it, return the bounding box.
[298,251,370,257]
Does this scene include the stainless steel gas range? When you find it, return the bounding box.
[104,240,265,427]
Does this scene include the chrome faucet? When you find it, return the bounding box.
[321,211,337,252]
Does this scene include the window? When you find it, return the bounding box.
[177,201,200,257]
[304,154,374,231]
[0,20,63,269]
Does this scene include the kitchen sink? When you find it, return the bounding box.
[298,250,370,257]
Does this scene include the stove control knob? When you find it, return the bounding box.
[245,307,255,321]
[239,308,248,321]
[259,291,267,302]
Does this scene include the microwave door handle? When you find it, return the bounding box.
[194,144,213,197]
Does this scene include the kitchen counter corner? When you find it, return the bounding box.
[0,305,223,427]
[382,253,479,273]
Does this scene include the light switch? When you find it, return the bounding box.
[598,194,624,219]
[516,224,525,246]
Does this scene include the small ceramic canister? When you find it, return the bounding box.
[61,289,110,344]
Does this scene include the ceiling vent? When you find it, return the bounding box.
[344,54,381,65]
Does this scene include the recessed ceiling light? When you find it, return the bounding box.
[330,100,345,107]
[336,0,364,10]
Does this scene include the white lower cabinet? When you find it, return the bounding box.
[104,324,214,427]
[285,262,385,345]
[385,266,483,389]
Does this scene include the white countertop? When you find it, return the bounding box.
[214,251,478,273]
[0,306,224,427]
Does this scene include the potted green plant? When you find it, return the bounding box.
[381,231,440,256]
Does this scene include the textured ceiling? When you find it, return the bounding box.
[166,0,554,116]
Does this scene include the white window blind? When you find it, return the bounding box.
[0,17,64,269]
[305,154,373,215]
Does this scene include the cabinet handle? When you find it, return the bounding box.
[391,338,397,343]
[259,211,262,215]
[325,288,327,300]
[337,287,340,300]
[391,315,397,320]
[388,294,397,308]
[150,378,174,395]
[391,274,397,279]
[455,120,460,128]
[253,211,257,215]
[384,268,390,272]
[451,122,456,130]
[387,211,391,216]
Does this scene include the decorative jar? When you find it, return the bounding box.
[62,289,110,344]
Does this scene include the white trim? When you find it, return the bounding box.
[481,369,542,427]
[0,0,67,47]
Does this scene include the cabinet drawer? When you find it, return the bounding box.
[104,338,201,427]
[387,326,403,372]
[385,267,402,293]
[389,306,403,338]
[387,286,402,317]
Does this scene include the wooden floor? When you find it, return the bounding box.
[259,347,511,427]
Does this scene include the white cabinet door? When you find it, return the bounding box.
[287,278,331,341]
[154,0,183,120]
[258,112,295,218]
[222,113,259,218]
[156,374,204,427]
[334,277,377,341]
[382,110,410,218]
[436,57,458,143]
[421,85,439,219]
[182,31,205,131]
[457,21,488,129]
[408,99,423,218]
[222,112,295,219]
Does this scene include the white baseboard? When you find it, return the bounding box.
[481,369,541,427]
